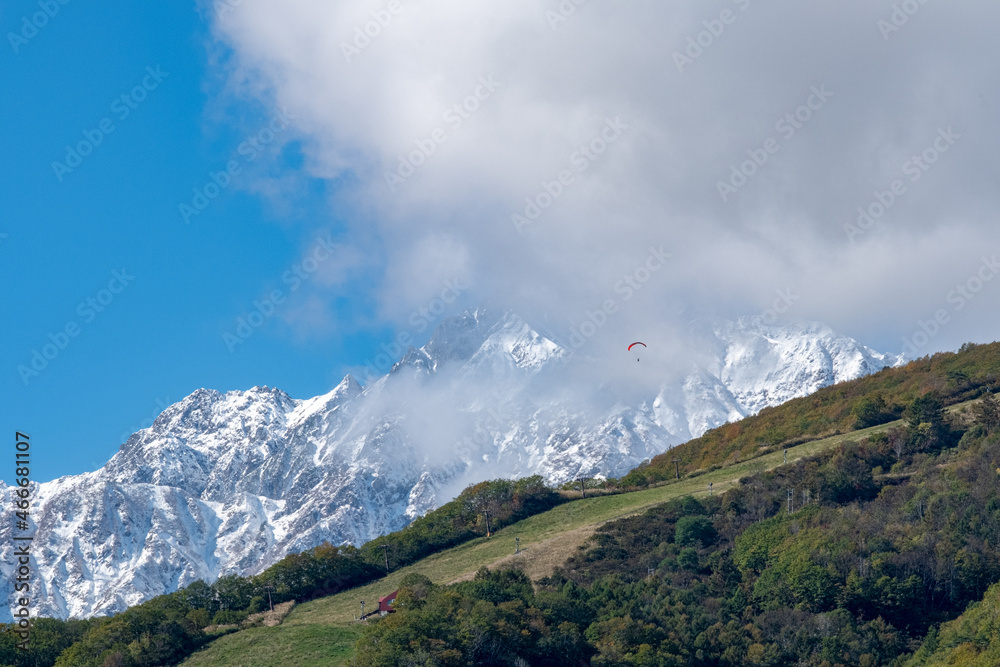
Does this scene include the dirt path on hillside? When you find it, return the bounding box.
[446,524,599,585]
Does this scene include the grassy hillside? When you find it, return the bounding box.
[20,478,562,667]
[178,625,362,667]
[180,389,996,666]
[177,418,910,665]
[10,344,999,666]
[346,396,1000,665]
[624,343,1000,484]
[285,420,909,626]
[354,475,566,573]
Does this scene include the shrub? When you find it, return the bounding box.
[675,515,717,547]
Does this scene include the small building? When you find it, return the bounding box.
[378,590,398,616]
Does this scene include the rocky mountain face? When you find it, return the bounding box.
[0,310,901,620]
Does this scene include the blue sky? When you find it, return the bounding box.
[5,1,999,483]
[1,3,401,481]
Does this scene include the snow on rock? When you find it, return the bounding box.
[0,311,901,620]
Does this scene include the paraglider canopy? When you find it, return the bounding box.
[628,342,646,361]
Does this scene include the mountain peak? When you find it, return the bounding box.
[466,311,564,372]
[421,308,500,367]
[2,313,904,621]
[333,374,362,396]
[391,346,434,375]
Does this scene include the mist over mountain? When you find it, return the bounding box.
[0,310,900,620]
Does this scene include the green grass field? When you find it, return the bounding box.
[180,624,362,667]
[179,414,920,666]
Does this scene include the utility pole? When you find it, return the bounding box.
[784,449,787,464]
[360,600,365,619]
[380,544,390,574]
[579,477,588,499]
[708,482,713,496]
[672,459,681,480]
[263,584,274,612]
[483,509,491,537]
[787,489,792,514]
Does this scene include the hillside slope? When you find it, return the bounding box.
[9,344,998,666]
[340,393,1000,665]
[177,419,909,666]
[905,582,1000,666]
[627,342,1000,485]
[0,312,901,621]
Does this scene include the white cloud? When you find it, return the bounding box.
[209,0,1000,358]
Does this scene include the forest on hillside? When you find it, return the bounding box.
[0,477,560,667]
[349,392,1000,666]
[625,342,1000,485]
[4,348,1000,666]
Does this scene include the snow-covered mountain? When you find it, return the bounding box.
[0,310,901,620]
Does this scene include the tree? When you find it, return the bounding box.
[458,568,534,607]
[186,608,211,629]
[852,394,899,429]
[675,516,717,547]
[213,574,255,611]
[888,428,905,459]
[904,392,953,451]
[182,580,215,613]
[973,392,1000,430]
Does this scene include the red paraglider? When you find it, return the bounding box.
[628,342,646,361]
